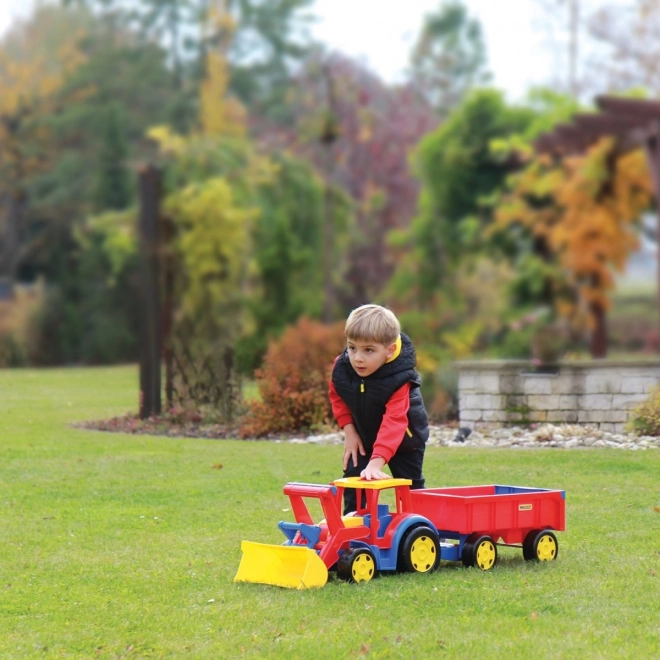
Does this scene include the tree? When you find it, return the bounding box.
[93,103,132,211]
[494,137,653,357]
[396,89,535,308]
[534,0,581,97]
[588,0,660,94]
[64,0,317,120]
[291,52,438,312]
[409,0,490,117]
[23,3,182,284]
[224,0,315,120]
[0,4,86,281]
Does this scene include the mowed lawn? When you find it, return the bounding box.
[1,366,660,659]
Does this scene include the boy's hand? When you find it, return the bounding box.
[342,424,365,470]
[360,457,389,481]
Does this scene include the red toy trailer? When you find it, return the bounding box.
[234,478,565,589]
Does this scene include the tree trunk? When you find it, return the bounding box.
[590,301,607,358]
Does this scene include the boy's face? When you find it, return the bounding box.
[346,338,396,378]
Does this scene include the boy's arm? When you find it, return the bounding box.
[361,383,411,480]
[329,377,353,429]
[329,370,366,470]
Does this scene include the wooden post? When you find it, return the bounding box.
[162,215,175,410]
[138,165,163,419]
[643,132,660,354]
[320,64,339,324]
[590,301,608,359]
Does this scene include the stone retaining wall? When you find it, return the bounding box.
[455,359,660,432]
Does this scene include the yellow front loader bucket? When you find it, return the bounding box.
[234,540,328,589]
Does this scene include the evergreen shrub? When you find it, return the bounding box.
[627,385,660,436]
[240,318,345,437]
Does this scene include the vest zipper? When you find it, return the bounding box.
[357,379,365,421]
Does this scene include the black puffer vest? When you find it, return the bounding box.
[331,333,429,452]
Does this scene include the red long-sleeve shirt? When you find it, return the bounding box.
[329,377,411,464]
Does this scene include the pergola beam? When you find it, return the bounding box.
[596,95,660,119]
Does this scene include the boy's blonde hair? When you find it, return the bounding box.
[345,304,400,345]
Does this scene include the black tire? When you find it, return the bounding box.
[337,548,377,583]
[461,533,479,567]
[522,529,541,560]
[464,535,497,570]
[398,526,440,573]
[523,529,558,562]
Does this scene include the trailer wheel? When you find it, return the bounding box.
[463,535,497,570]
[337,548,377,583]
[461,533,478,567]
[399,526,440,573]
[523,529,558,562]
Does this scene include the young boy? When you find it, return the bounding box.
[329,304,429,513]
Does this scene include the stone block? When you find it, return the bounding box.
[522,377,554,395]
[503,411,523,422]
[547,375,574,395]
[611,394,646,410]
[577,410,607,423]
[620,377,660,394]
[458,373,477,391]
[558,395,578,408]
[482,410,511,422]
[473,373,501,394]
[460,394,504,411]
[459,409,482,422]
[585,372,621,394]
[599,422,618,432]
[602,409,628,422]
[527,394,560,410]
[578,394,613,410]
[499,374,522,394]
[504,394,526,408]
[528,411,548,422]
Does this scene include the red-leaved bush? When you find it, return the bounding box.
[240,318,346,437]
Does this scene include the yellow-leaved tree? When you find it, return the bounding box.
[145,3,267,420]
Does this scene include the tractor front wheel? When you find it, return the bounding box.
[337,548,377,583]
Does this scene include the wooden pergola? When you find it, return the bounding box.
[534,96,660,357]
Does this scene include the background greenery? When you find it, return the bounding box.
[2,365,660,658]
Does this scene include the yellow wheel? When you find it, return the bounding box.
[337,548,377,583]
[473,536,497,571]
[524,529,558,562]
[399,526,440,573]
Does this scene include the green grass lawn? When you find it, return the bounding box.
[2,365,660,658]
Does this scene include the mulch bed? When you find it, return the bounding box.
[73,412,319,441]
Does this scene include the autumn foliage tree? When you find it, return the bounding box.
[494,136,653,357]
[290,52,438,311]
[0,6,85,280]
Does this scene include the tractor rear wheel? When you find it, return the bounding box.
[398,526,440,573]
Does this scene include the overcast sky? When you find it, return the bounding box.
[0,0,634,101]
